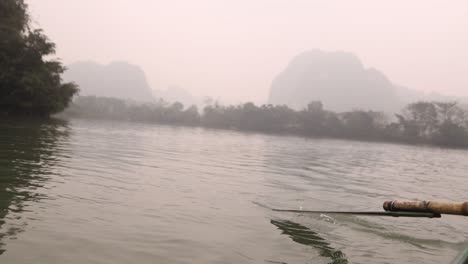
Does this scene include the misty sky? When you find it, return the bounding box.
[28,0,467,104]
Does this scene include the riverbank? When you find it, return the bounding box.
[58,96,468,149]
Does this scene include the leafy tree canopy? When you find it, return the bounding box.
[0,0,78,117]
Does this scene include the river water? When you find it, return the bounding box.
[0,118,467,264]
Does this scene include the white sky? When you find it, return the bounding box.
[27,0,468,104]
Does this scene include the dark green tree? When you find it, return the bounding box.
[0,0,78,117]
[299,101,326,135]
[402,102,438,139]
[62,95,468,149]
[341,110,383,139]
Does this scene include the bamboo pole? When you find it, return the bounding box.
[383,200,468,216]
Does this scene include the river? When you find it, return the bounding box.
[0,118,467,264]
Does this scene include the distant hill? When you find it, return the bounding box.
[269,50,402,112]
[395,85,468,106]
[63,61,154,101]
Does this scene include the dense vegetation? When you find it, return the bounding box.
[62,96,468,148]
[0,0,77,117]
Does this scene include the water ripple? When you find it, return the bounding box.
[0,119,467,263]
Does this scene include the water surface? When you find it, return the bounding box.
[0,119,467,263]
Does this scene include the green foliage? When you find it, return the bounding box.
[432,121,468,147]
[62,96,468,148]
[341,110,384,139]
[0,0,78,117]
[402,102,438,138]
[62,96,201,126]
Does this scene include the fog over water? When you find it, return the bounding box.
[27,0,468,104]
[3,1,468,263]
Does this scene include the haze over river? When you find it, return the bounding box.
[0,119,467,264]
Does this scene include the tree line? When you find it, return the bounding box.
[61,96,468,148]
[0,0,77,117]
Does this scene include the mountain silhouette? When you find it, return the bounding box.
[63,61,154,101]
[269,50,401,112]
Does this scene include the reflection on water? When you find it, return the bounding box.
[0,119,467,263]
[271,219,348,264]
[0,119,69,254]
